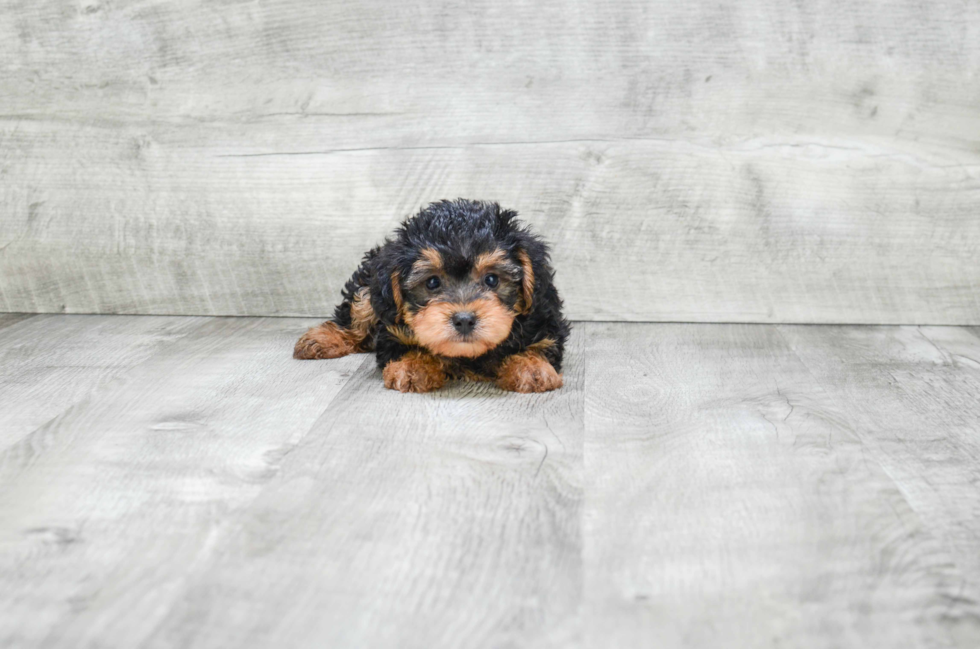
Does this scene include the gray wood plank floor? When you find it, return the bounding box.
[1,317,979,648]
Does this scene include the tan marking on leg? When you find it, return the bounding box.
[382,351,447,393]
[496,350,563,393]
[293,322,357,359]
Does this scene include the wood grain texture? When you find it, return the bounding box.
[145,330,586,649]
[2,318,980,648]
[0,314,205,450]
[584,323,980,648]
[778,324,980,638]
[0,317,364,648]
[2,1,979,322]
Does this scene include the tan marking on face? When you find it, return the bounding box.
[407,248,444,286]
[472,249,508,279]
[516,249,534,314]
[420,248,442,269]
[409,295,515,358]
[402,305,415,328]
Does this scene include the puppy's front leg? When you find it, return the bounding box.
[382,350,446,393]
[375,327,446,393]
[496,350,563,393]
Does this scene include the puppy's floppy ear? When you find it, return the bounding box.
[502,214,552,317]
[516,248,535,315]
[372,251,407,325]
[389,270,404,322]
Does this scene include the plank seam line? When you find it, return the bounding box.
[263,352,377,467]
[6,313,980,327]
[0,316,211,468]
[210,136,980,168]
[772,325,970,580]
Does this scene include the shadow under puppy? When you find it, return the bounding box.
[294,199,570,393]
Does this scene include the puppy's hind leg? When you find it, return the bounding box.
[294,287,378,359]
[294,321,357,359]
[294,254,380,360]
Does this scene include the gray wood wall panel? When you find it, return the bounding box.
[2,1,979,322]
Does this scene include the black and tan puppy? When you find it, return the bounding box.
[294,199,570,393]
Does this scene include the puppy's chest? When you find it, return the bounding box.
[440,355,500,382]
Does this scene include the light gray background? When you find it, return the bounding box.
[4,5,980,646]
[2,0,979,322]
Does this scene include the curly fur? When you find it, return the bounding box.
[294,199,571,393]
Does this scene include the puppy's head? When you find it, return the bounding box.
[376,200,547,358]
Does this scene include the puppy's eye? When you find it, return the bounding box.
[484,273,499,288]
[425,276,441,290]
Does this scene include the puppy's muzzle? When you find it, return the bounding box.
[451,311,477,335]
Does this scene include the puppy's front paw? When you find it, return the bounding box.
[496,353,563,393]
[383,352,446,393]
[293,323,354,359]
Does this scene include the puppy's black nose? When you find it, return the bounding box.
[451,311,477,335]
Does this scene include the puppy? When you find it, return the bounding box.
[294,199,570,393]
